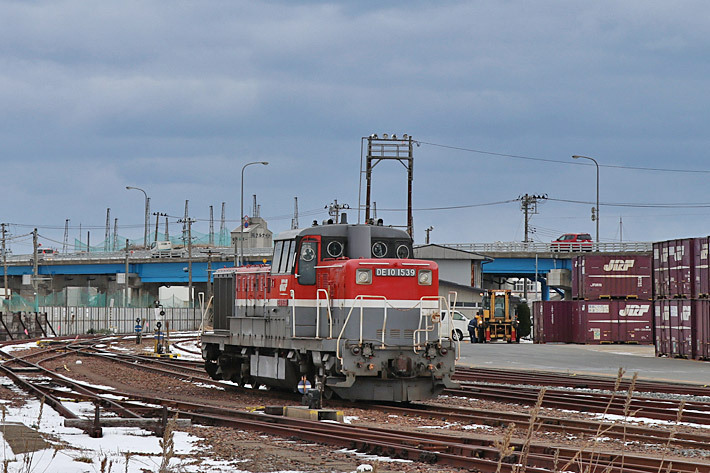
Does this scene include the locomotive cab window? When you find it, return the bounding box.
[297,239,318,285]
[271,241,284,275]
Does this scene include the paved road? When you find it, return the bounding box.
[457,342,710,386]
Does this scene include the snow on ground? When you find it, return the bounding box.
[0,379,250,472]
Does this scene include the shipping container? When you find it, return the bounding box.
[575,300,653,344]
[693,237,710,298]
[572,254,652,300]
[693,299,710,360]
[653,239,695,299]
[653,300,693,358]
[533,301,575,343]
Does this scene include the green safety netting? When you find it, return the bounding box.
[72,230,232,253]
[2,291,192,310]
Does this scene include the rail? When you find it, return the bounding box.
[441,241,652,253]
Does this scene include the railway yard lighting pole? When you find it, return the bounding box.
[238,161,269,266]
[126,186,149,248]
[572,155,600,244]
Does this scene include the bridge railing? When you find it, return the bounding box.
[442,241,653,253]
[5,247,273,263]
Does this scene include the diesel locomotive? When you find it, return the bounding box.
[201,221,459,402]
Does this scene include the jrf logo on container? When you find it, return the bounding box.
[602,259,635,271]
[619,305,650,317]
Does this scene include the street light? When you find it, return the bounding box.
[126,186,149,248]
[238,161,269,266]
[572,155,600,243]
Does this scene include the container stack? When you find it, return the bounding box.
[652,238,710,360]
[534,254,654,345]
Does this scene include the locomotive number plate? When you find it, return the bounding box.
[375,268,416,277]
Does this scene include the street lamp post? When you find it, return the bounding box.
[126,186,149,248]
[572,155,600,243]
[238,162,269,266]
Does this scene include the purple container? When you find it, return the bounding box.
[693,237,710,298]
[654,299,693,357]
[575,300,653,344]
[572,255,652,300]
[533,301,575,343]
[615,300,653,344]
[653,239,695,299]
[693,300,710,360]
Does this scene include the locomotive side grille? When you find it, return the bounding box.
[377,329,402,339]
[404,329,415,340]
[213,274,235,330]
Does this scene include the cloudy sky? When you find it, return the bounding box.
[2,1,709,253]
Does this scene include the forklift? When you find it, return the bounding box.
[479,289,520,343]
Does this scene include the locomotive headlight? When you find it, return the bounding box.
[418,269,432,285]
[356,268,372,285]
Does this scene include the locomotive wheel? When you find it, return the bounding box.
[452,329,464,341]
[204,360,222,380]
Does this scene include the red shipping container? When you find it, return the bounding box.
[653,239,695,299]
[654,300,693,358]
[654,301,671,356]
[572,255,652,300]
[693,237,710,298]
[693,300,710,360]
[616,301,653,343]
[575,301,653,344]
[533,301,575,343]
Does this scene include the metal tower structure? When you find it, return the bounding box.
[291,197,299,230]
[209,205,214,245]
[62,219,70,253]
[104,209,111,252]
[361,133,414,237]
[113,218,118,251]
[219,202,226,246]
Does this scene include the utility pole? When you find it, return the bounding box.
[178,217,196,308]
[124,239,129,307]
[62,219,70,253]
[182,200,189,244]
[518,194,547,243]
[291,197,299,230]
[326,199,350,223]
[165,217,169,241]
[104,208,111,252]
[78,224,82,252]
[425,226,434,244]
[2,223,8,301]
[32,228,38,292]
[153,212,167,243]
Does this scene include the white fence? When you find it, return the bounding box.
[38,306,203,336]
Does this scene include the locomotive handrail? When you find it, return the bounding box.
[447,291,460,361]
[413,296,450,354]
[315,289,333,339]
[290,289,296,338]
[335,295,388,364]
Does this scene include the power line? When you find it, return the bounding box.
[417,141,710,174]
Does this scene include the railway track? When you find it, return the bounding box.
[2,337,710,472]
[454,366,710,397]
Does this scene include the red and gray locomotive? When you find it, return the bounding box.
[201,221,459,402]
